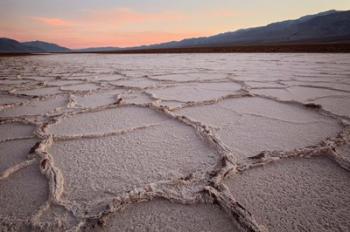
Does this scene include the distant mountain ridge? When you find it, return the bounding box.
[22,41,70,52]
[76,46,120,52]
[1,9,349,53]
[0,38,44,53]
[137,9,350,49]
[0,38,70,53]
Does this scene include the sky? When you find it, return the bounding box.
[0,0,349,48]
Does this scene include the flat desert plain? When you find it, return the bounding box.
[0,53,350,232]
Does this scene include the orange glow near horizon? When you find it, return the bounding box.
[0,29,210,49]
[1,7,229,48]
[1,7,228,48]
[1,1,349,48]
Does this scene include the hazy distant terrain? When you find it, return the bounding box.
[82,10,350,52]
[0,38,45,53]
[1,10,349,53]
[0,38,70,53]
[142,10,350,49]
[21,41,70,53]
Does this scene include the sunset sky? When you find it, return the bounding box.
[1,0,349,48]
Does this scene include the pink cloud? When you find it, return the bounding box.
[21,7,238,48]
[32,17,73,26]
[79,8,185,25]
[82,8,185,26]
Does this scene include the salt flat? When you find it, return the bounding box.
[0,53,349,232]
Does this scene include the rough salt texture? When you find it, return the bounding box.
[60,83,100,92]
[147,82,241,103]
[46,106,168,136]
[0,138,38,173]
[177,97,341,158]
[0,94,28,105]
[84,200,239,232]
[0,53,349,232]
[49,119,218,203]
[72,90,123,108]
[0,95,67,118]
[0,123,34,142]
[0,163,48,220]
[16,87,62,96]
[225,157,350,232]
[313,96,350,117]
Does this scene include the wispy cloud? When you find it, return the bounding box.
[32,17,74,27]
[79,8,186,28]
[30,8,186,31]
[24,7,237,48]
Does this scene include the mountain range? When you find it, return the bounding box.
[139,10,350,49]
[0,38,70,53]
[1,9,349,53]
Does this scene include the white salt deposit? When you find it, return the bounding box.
[0,53,349,231]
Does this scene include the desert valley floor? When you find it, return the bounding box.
[0,53,350,232]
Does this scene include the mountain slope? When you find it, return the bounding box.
[21,41,70,52]
[0,38,70,53]
[0,38,45,53]
[75,46,120,52]
[139,10,350,49]
[1,9,350,53]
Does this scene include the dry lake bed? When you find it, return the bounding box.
[0,53,350,232]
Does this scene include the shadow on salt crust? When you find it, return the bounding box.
[177,97,341,158]
[225,156,350,232]
[85,200,239,232]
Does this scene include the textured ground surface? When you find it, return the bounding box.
[0,53,350,232]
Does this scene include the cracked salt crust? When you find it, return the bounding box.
[0,138,38,173]
[148,82,242,103]
[84,200,239,232]
[72,90,123,108]
[0,95,67,118]
[177,97,341,159]
[48,119,218,204]
[60,83,101,92]
[0,53,349,232]
[0,163,49,220]
[225,156,350,232]
[251,86,349,103]
[47,106,168,136]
